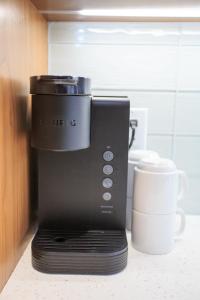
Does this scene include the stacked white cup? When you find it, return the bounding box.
[126,150,159,230]
[132,157,187,254]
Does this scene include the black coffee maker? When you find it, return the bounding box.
[30,75,129,275]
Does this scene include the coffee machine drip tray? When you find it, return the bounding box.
[32,228,128,275]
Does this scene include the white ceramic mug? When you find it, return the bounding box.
[133,157,188,215]
[126,150,159,230]
[132,209,186,254]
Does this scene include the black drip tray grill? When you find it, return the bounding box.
[32,229,128,275]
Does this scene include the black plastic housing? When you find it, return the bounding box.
[32,229,128,275]
[30,75,91,151]
[30,76,130,275]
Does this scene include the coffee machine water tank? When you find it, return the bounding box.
[30,75,91,151]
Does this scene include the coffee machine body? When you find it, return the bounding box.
[31,76,130,275]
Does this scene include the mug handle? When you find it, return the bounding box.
[175,207,186,237]
[177,170,188,202]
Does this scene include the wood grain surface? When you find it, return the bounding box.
[0,0,47,292]
[31,0,200,22]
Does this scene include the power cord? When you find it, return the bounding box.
[129,119,138,150]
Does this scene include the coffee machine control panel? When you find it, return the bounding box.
[103,151,114,161]
[102,192,112,201]
[102,178,113,188]
[102,152,114,197]
[103,164,113,175]
[102,152,114,203]
[100,149,115,216]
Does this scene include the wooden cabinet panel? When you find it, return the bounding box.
[31,0,200,10]
[0,0,47,292]
[31,0,200,21]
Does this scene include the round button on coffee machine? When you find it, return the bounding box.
[103,165,113,175]
[102,178,113,189]
[102,192,112,201]
[103,151,114,162]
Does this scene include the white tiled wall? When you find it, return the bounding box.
[50,44,178,90]
[49,22,200,214]
[175,93,200,135]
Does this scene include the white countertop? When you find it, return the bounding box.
[1,215,200,300]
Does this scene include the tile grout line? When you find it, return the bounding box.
[91,88,200,93]
[148,133,200,137]
[48,41,200,47]
[171,23,183,160]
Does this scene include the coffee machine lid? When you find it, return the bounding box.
[30,75,91,95]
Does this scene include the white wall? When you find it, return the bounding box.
[48,22,200,214]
